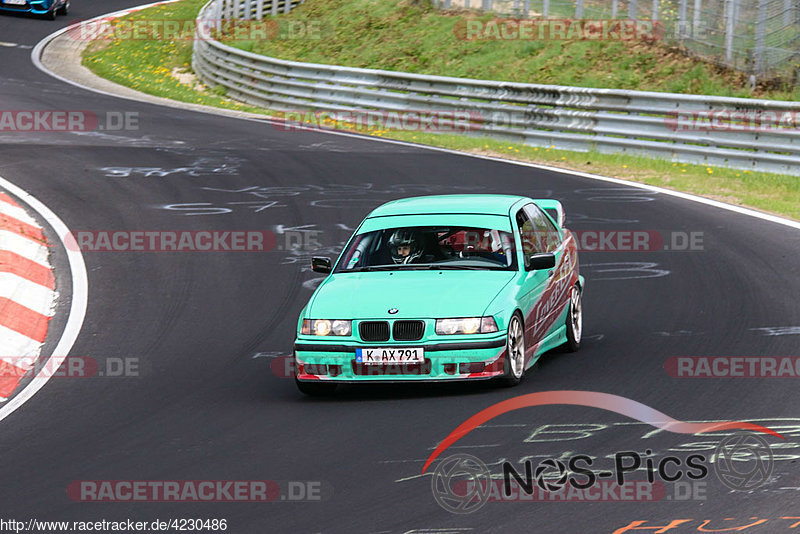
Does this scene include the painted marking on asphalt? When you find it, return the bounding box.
[0,251,54,289]
[0,193,19,207]
[0,359,30,398]
[1,212,46,243]
[0,231,49,267]
[654,330,700,337]
[0,297,49,342]
[568,213,641,225]
[575,187,658,203]
[0,274,55,316]
[0,197,40,224]
[0,326,41,358]
[581,262,671,280]
[251,351,288,359]
[0,42,32,49]
[0,190,55,400]
[751,326,800,336]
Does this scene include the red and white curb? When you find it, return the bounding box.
[0,176,86,424]
[0,191,57,400]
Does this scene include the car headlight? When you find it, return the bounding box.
[301,319,352,336]
[435,317,499,335]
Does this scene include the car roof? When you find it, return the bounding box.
[367,194,528,218]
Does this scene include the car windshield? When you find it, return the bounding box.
[334,226,518,272]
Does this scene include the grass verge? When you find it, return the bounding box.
[82,0,266,113]
[81,0,800,221]
[220,0,800,100]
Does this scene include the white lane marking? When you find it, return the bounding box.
[30,5,800,233]
[0,197,39,224]
[0,273,55,314]
[0,176,88,423]
[0,231,50,267]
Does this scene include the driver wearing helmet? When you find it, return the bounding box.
[389,229,424,264]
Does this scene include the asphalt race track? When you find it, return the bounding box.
[1,2,800,532]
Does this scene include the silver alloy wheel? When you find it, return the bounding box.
[507,315,525,379]
[570,286,582,344]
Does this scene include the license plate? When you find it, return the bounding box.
[3,0,27,5]
[355,347,424,364]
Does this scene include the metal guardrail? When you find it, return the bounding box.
[193,0,800,175]
[209,0,303,19]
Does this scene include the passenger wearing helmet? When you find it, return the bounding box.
[389,229,424,264]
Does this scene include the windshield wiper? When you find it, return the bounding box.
[347,263,506,272]
[347,264,429,272]
[427,264,507,270]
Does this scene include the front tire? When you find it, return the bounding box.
[499,312,525,387]
[57,0,69,15]
[295,378,337,396]
[563,284,582,352]
[45,3,57,19]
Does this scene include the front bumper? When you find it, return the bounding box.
[0,0,53,14]
[294,336,507,382]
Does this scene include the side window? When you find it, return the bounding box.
[515,208,537,269]
[523,204,561,253]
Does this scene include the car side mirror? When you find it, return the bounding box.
[311,257,332,274]
[528,253,556,271]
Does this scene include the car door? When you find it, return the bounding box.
[522,203,572,345]
[513,206,553,362]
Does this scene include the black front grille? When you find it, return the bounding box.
[393,320,425,341]
[304,364,328,375]
[359,321,390,342]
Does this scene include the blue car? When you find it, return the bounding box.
[0,0,69,19]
